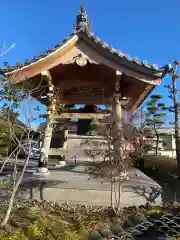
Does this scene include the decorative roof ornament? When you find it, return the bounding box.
[74,4,90,32]
[71,53,92,66]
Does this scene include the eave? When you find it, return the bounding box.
[4,28,165,81]
[4,11,166,112]
[76,28,164,79]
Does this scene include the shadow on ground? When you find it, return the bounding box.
[0,177,66,201]
[18,178,67,201]
[0,160,163,206]
[131,185,162,205]
[140,168,180,203]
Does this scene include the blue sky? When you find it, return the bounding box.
[1,0,180,128]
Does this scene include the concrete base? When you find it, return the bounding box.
[33,167,50,176]
[56,161,67,167]
[30,186,162,207]
[19,165,162,207]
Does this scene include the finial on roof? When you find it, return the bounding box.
[74,4,90,32]
[80,3,85,13]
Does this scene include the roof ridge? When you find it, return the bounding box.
[76,27,163,72]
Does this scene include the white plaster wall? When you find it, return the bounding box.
[160,150,176,158]
[147,134,176,158]
[148,150,176,158]
[161,135,173,150]
[47,134,134,160]
[48,135,107,160]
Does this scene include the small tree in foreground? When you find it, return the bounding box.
[80,106,142,213]
[0,57,42,226]
[145,94,168,156]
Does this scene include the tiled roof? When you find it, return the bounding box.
[4,4,165,75]
[75,27,164,72]
[3,33,75,73]
[88,212,180,239]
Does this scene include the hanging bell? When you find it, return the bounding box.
[49,84,54,91]
[40,95,47,99]
[47,92,53,97]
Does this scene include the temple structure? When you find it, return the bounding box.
[5,4,167,173]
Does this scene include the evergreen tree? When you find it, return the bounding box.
[0,67,24,155]
[145,94,168,155]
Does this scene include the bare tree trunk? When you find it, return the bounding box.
[155,134,159,156]
[1,146,30,226]
[172,76,180,170]
[111,71,125,212]
[0,145,20,174]
[117,180,122,213]
[153,121,159,156]
[0,48,49,226]
[107,113,113,207]
[111,73,123,165]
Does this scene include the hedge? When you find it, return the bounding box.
[131,154,179,183]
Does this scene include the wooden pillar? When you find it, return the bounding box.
[37,70,56,174]
[38,122,52,172]
[63,124,69,149]
[54,89,68,151]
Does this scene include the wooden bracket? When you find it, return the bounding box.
[41,70,52,84]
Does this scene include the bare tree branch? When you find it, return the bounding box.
[0,41,16,57]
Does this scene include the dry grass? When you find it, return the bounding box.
[0,202,180,239]
[0,202,113,240]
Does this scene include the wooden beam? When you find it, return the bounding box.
[113,71,122,104]
[41,70,52,84]
[55,113,110,119]
[115,71,122,91]
[59,99,111,105]
[132,84,153,112]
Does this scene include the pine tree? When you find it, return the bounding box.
[0,67,23,155]
[145,94,168,156]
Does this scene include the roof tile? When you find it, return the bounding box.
[132,57,140,64]
[4,26,164,75]
[24,59,31,65]
[142,60,150,68]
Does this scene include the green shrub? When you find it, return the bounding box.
[3,229,28,240]
[27,221,44,238]
[131,154,178,183]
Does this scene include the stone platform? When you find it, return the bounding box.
[9,160,162,207]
